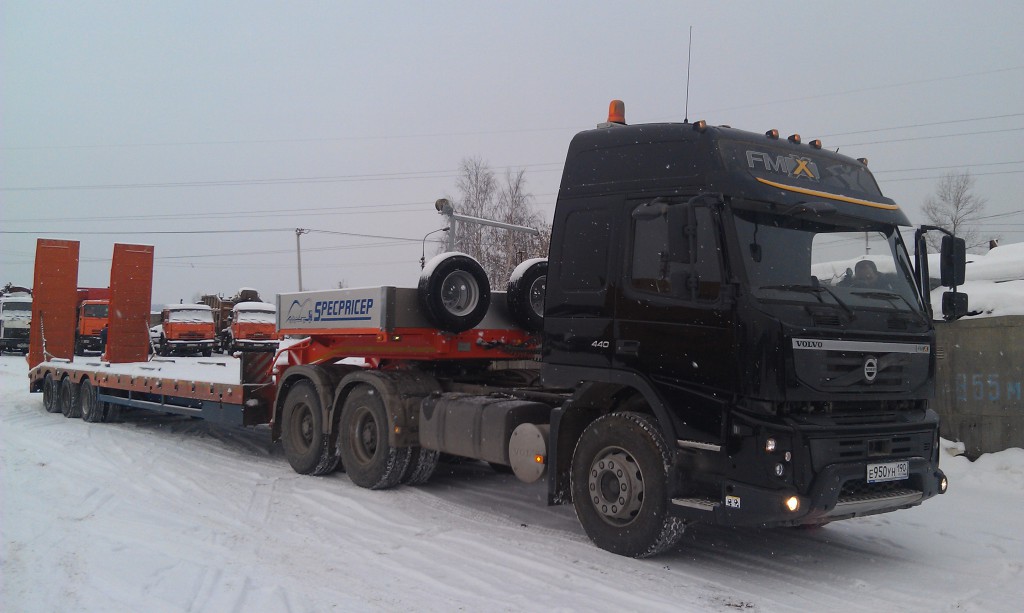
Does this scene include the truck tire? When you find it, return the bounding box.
[202,347,213,357]
[339,384,411,490]
[43,373,61,413]
[60,377,82,419]
[417,253,490,333]
[80,379,106,423]
[400,446,440,485]
[506,259,547,332]
[158,337,169,357]
[570,411,685,558]
[281,380,335,475]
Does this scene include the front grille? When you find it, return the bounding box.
[807,430,933,472]
[179,332,205,340]
[840,479,904,498]
[823,351,907,386]
[6,328,30,340]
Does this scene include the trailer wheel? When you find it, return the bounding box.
[339,384,411,489]
[400,446,440,485]
[281,380,330,475]
[80,379,107,423]
[418,253,490,333]
[570,412,685,558]
[59,377,82,419]
[43,373,61,413]
[506,259,547,332]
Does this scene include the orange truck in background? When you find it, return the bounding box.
[223,302,278,353]
[74,288,111,355]
[156,304,217,357]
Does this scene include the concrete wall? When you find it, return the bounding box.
[934,316,1024,458]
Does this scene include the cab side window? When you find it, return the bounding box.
[629,203,721,301]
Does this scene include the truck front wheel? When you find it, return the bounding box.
[281,380,332,475]
[570,411,685,558]
[339,384,410,490]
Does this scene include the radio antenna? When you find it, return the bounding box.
[684,26,693,124]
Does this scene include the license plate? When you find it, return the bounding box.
[866,461,909,483]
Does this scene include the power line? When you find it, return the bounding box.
[835,127,1024,148]
[872,161,1024,174]
[818,113,1024,138]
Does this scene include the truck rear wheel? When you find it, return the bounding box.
[570,411,685,558]
[281,380,333,475]
[400,446,440,485]
[43,373,61,413]
[418,253,491,333]
[339,384,411,489]
[506,259,547,332]
[60,377,82,419]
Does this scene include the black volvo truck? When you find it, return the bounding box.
[538,101,965,556]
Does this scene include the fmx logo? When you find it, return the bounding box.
[285,298,313,324]
[745,150,819,181]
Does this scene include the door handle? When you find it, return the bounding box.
[616,340,640,357]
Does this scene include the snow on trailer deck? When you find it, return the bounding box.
[28,354,275,426]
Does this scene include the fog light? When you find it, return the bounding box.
[774,463,785,477]
[765,438,777,453]
[785,496,800,512]
[784,451,792,462]
[939,476,948,494]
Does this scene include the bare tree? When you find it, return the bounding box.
[922,171,990,252]
[443,158,551,284]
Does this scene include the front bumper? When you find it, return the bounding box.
[671,457,945,527]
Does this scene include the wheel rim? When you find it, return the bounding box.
[81,387,93,418]
[292,403,315,450]
[587,446,645,525]
[527,275,546,318]
[351,406,379,465]
[440,270,479,316]
[43,376,54,408]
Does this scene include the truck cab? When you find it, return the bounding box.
[541,109,963,553]
[0,291,32,354]
[224,301,278,353]
[75,299,110,354]
[157,304,217,357]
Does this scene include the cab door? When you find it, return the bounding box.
[613,197,738,398]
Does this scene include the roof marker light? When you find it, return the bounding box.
[607,100,626,124]
[766,129,779,139]
[788,133,801,144]
[810,139,822,149]
[857,158,869,166]
[693,120,707,132]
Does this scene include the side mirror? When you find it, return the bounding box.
[941,291,969,320]
[939,235,966,287]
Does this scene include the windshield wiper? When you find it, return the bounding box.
[850,290,928,324]
[759,284,855,320]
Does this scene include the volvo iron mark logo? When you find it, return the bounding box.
[863,356,879,383]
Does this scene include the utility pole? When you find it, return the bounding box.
[295,228,310,291]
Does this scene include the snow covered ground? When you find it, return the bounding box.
[2,354,1022,612]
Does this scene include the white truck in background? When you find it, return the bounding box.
[0,290,32,354]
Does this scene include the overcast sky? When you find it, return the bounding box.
[3,1,1022,305]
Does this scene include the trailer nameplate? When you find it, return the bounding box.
[278,287,388,331]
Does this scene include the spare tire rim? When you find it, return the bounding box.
[587,447,644,525]
[528,275,546,318]
[440,270,479,316]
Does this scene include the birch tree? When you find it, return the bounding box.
[922,171,990,252]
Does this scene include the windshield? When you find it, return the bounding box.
[167,309,214,323]
[82,304,109,318]
[732,207,923,315]
[235,310,275,324]
[2,302,32,313]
